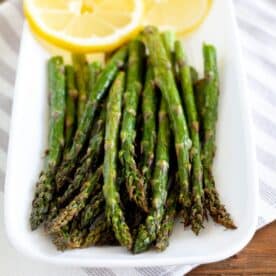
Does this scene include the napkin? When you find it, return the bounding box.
[0,0,275,275]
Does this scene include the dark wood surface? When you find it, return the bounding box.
[188,220,276,275]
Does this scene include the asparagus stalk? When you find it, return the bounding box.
[140,66,157,184]
[52,221,88,250]
[161,31,175,58]
[56,46,128,191]
[119,39,148,212]
[201,44,236,229]
[80,191,105,229]
[143,26,192,216]
[155,184,178,251]
[65,65,78,148]
[103,72,133,249]
[57,106,106,206]
[72,54,88,122]
[175,40,204,235]
[46,167,103,234]
[67,228,88,249]
[51,224,71,251]
[190,66,199,84]
[194,79,206,121]
[134,99,170,254]
[82,215,110,247]
[161,31,176,74]
[88,61,102,93]
[30,56,66,230]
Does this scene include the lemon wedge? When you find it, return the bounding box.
[143,0,212,34]
[24,0,143,52]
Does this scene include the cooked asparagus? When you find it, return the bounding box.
[119,39,148,212]
[30,28,237,253]
[56,46,128,191]
[30,56,66,230]
[88,61,102,93]
[57,106,106,206]
[201,44,236,229]
[175,40,204,235]
[143,26,192,218]
[72,54,88,122]
[134,99,170,253]
[46,167,102,234]
[80,191,105,229]
[65,65,78,148]
[155,185,178,251]
[140,66,157,184]
[82,215,110,247]
[103,72,133,249]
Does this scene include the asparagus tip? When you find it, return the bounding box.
[205,188,237,229]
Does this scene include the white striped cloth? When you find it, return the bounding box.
[0,0,276,275]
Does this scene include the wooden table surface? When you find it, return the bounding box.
[188,220,276,275]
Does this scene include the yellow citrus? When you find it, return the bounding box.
[24,0,143,52]
[143,0,212,35]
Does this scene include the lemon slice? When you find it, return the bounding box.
[143,0,212,34]
[24,0,143,52]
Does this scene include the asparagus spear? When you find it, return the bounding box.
[67,228,88,249]
[52,220,88,250]
[155,184,178,251]
[30,56,66,230]
[201,44,236,229]
[82,215,110,247]
[72,54,88,122]
[194,78,206,121]
[143,26,192,216]
[56,46,128,191]
[65,65,78,148]
[46,167,103,234]
[175,40,204,235]
[119,39,148,212]
[51,224,71,251]
[161,31,175,58]
[161,31,176,75]
[57,106,106,206]
[103,72,133,249]
[140,66,157,184]
[88,61,102,93]
[134,99,170,254]
[80,191,105,229]
[190,66,199,84]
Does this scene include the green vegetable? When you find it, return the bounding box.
[46,167,102,234]
[134,99,170,253]
[103,72,133,249]
[190,66,199,84]
[119,39,148,212]
[140,66,157,184]
[155,184,178,251]
[143,26,192,217]
[175,40,204,235]
[80,191,105,229]
[65,65,77,148]
[56,46,128,191]
[88,61,102,93]
[201,44,236,229]
[72,54,88,122]
[82,215,110,247]
[30,56,66,230]
[57,106,106,206]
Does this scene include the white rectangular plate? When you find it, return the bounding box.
[4,0,258,268]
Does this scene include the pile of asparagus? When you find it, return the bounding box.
[30,26,236,254]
